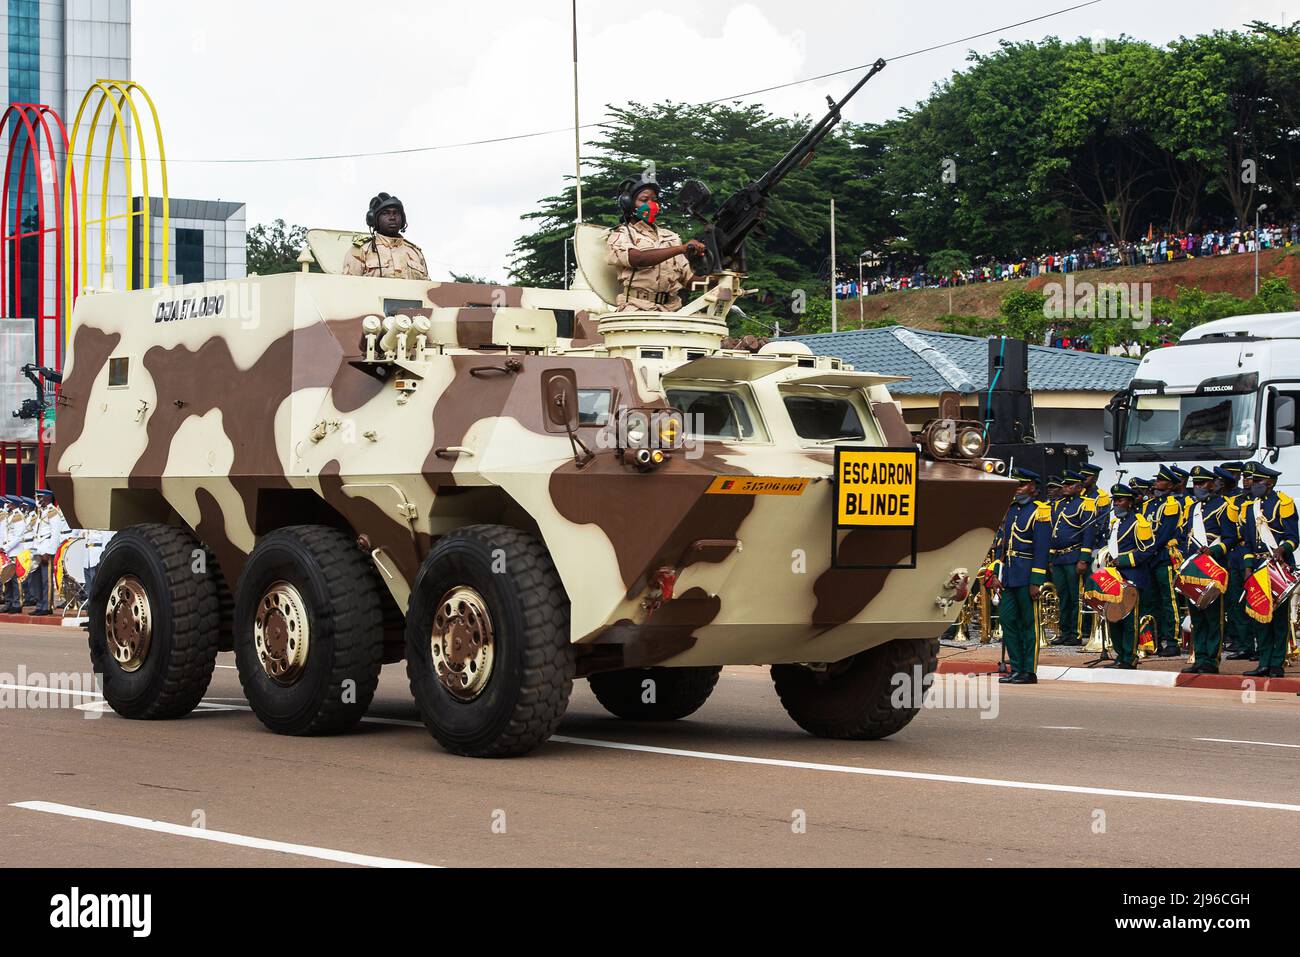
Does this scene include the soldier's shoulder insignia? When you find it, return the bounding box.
[1135,516,1154,540]
[352,234,370,248]
[1279,492,1295,517]
[1226,501,1240,523]
[1035,502,1051,521]
[1162,498,1181,516]
[1081,498,1096,513]
[1096,491,1110,507]
[403,239,424,253]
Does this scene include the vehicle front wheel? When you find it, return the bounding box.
[588,666,721,720]
[771,637,939,740]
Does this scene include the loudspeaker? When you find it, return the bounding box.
[987,442,1086,484]
[979,391,1035,444]
[988,337,1029,393]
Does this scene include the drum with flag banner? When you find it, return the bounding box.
[1083,566,1137,624]
[1177,552,1229,609]
[1244,559,1298,624]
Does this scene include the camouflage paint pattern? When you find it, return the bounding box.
[49,272,1011,669]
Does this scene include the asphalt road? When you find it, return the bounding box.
[1,624,1299,868]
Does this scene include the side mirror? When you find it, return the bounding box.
[1103,392,1127,453]
[542,369,580,432]
[1270,391,1296,448]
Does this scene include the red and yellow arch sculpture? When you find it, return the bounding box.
[62,80,170,335]
[0,102,76,491]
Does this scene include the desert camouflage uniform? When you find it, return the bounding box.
[605,220,693,312]
[342,232,430,280]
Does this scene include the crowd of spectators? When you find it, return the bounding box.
[835,221,1300,298]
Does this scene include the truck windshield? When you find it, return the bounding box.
[1122,391,1257,458]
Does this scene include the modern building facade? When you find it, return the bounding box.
[0,0,244,370]
[132,197,246,288]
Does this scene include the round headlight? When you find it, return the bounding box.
[958,427,987,458]
[929,431,953,457]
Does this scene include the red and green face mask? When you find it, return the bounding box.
[634,199,660,224]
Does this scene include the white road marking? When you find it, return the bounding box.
[1041,726,1084,730]
[0,683,100,698]
[7,683,1296,816]
[10,801,438,868]
[1196,737,1300,750]
[216,664,237,670]
[548,736,1300,814]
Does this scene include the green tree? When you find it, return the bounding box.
[926,248,970,279]
[247,219,309,275]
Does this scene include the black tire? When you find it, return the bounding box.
[588,666,721,721]
[405,525,573,757]
[771,637,939,740]
[88,523,221,719]
[233,526,383,736]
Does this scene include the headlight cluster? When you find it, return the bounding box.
[919,418,989,462]
[619,408,687,471]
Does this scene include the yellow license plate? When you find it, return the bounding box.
[705,476,810,496]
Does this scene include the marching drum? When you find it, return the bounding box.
[1267,558,1300,606]
[1083,567,1138,624]
[1177,552,1228,609]
[59,538,89,587]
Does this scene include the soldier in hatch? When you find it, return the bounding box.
[342,192,430,280]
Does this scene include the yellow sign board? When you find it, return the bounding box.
[835,448,918,527]
[706,476,810,496]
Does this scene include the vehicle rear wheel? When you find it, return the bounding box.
[88,524,221,719]
[233,526,383,735]
[405,525,573,757]
[771,637,938,740]
[588,666,721,720]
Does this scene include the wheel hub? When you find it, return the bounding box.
[104,575,152,673]
[254,581,310,686]
[431,586,494,701]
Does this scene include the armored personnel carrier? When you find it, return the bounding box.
[49,64,1014,756]
[48,228,1011,756]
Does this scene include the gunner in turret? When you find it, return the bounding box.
[605,172,705,312]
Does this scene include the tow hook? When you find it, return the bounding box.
[641,567,678,617]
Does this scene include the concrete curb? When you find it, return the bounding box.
[0,612,80,627]
[937,659,1300,694]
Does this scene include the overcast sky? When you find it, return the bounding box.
[134,0,1288,280]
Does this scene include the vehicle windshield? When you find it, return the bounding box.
[1122,391,1257,458]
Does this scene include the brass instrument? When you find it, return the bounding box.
[1036,582,1060,648]
[953,544,1000,644]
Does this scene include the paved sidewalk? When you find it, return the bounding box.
[939,640,1300,693]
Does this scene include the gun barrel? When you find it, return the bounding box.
[755,58,887,193]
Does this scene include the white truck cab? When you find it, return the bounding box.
[1105,312,1300,496]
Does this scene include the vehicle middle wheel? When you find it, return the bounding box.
[233,525,384,736]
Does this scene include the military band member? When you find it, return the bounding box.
[995,467,1052,684]
[1077,463,1109,640]
[342,192,430,280]
[1179,466,1237,674]
[605,172,705,313]
[1048,469,1093,646]
[1144,465,1185,656]
[1216,462,1255,660]
[0,497,24,613]
[1094,484,1156,668]
[1239,462,1298,679]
